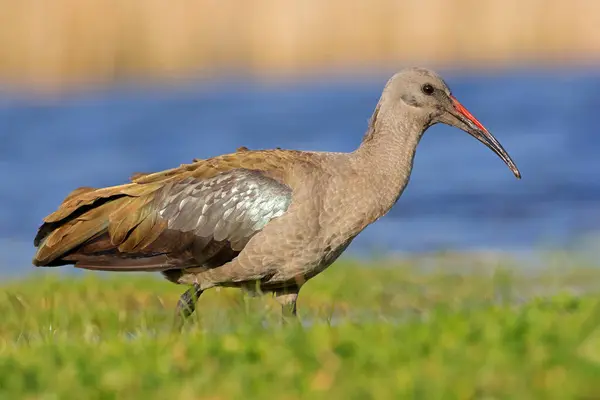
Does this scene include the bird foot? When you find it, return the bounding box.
[172,283,203,332]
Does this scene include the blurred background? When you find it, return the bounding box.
[1,0,599,274]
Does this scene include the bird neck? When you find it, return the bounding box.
[352,103,427,209]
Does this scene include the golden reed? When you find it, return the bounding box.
[1,0,599,91]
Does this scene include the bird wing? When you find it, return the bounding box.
[33,150,296,271]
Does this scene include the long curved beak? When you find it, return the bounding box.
[449,95,521,179]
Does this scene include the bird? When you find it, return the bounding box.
[32,67,521,330]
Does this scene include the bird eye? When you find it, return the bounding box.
[422,84,434,95]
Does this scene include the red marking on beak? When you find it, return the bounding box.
[451,95,487,132]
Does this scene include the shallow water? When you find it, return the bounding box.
[1,68,599,273]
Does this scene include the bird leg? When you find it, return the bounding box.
[172,283,203,332]
[274,288,300,324]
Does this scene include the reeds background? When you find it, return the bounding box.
[1,0,599,90]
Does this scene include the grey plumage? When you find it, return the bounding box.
[159,170,292,251]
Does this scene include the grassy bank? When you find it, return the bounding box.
[2,258,600,398]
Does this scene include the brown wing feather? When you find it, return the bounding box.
[33,149,301,271]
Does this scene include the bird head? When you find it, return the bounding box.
[381,67,521,179]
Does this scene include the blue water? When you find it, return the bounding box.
[1,68,599,274]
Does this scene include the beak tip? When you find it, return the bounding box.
[451,95,522,181]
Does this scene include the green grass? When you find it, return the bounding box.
[2,256,600,399]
